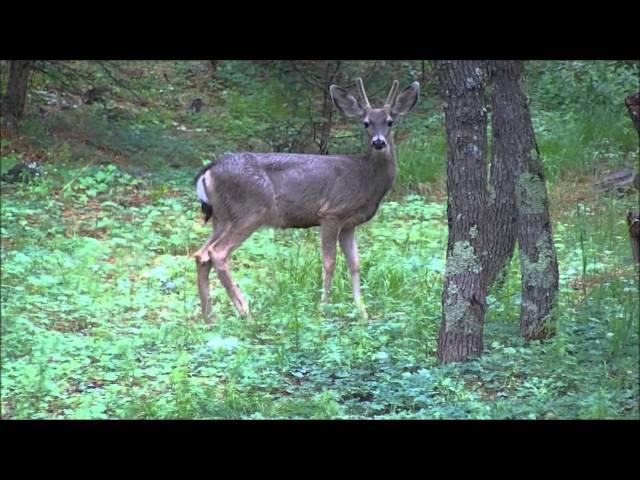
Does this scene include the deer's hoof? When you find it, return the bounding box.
[201,305,215,324]
[235,300,252,321]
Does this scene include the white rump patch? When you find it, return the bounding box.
[196,173,210,205]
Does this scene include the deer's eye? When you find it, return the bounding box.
[363,121,370,128]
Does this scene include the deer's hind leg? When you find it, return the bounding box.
[196,260,214,320]
[195,224,230,320]
[195,223,230,264]
[208,217,263,319]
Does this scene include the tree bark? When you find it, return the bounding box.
[285,60,342,154]
[628,211,640,265]
[209,60,219,79]
[317,61,341,154]
[482,64,519,288]
[490,61,559,341]
[434,60,489,364]
[318,88,334,154]
[625,92,640,133]
[2,60,32,128]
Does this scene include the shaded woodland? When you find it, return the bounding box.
[1,60,638,419]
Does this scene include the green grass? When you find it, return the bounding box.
[1,60,638,419]
[1,155,637,419]
[533,106,638,180]
[395,113,447,190]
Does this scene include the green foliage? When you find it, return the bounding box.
[525,61,639,179]
[2,159,637,418]
[1,60,638,419]
[525,61,638,113]
[395,118,446,189]
[0,151,21,176]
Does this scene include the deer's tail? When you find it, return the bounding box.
[200,201,213,224]
[195,167,214,224]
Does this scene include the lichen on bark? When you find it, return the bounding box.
[444,288,466,328]
[443,283,477,334]
[516,171,546,215]
[446,240,482,276]
[521,232,555,289]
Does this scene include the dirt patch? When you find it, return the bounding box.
[0,131,51,164]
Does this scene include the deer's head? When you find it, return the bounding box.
[330,78,420,151]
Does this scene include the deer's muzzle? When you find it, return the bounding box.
[372,138,387,150]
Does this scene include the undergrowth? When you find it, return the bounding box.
[1,60,638,419]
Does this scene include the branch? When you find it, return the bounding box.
[327,60,342,85]
[51,61,96,86]
[96,61,146,105]
[30,62,85,96]
[289,62,326,91]
[363,60,378,84]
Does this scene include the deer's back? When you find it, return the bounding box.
[204,152,394,229]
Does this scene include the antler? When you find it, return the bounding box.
[355,78,371,111]
[384,80,399,108]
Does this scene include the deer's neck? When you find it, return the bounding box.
[367,141,396,185]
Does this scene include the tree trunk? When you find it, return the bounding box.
[318,88,334,154]
[625,92,640,133]
[317,61,341,155]
[209,60,219,79]
[2,60,32,128]
[482,64,520,288]
[434,60,489,364]
[490,61,559,341]
[628,211,640,265]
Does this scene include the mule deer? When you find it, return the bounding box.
[193,78,420,320]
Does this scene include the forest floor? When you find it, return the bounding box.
[1,62,638,419]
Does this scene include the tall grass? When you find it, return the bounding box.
[533,106,638,181]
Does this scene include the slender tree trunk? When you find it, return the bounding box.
[434,60,489,364]
[318,61,341,154]
[482,66,520,288]
[624,92,640,133]
[490,61,559,341]
[628,211,640,265]
[625,92,640,266]
[624,90,640,273]
[209,60,219,79]
[318,88,334,154]
[2,60,32,128]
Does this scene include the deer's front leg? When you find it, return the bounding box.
[339,227,368,320]
[320,223,340,306]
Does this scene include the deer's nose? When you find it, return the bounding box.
[372,138,386,150]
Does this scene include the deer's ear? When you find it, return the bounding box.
[391,82,420,117]
[330,85,366,118]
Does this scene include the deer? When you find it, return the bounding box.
[193,77,420,321]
